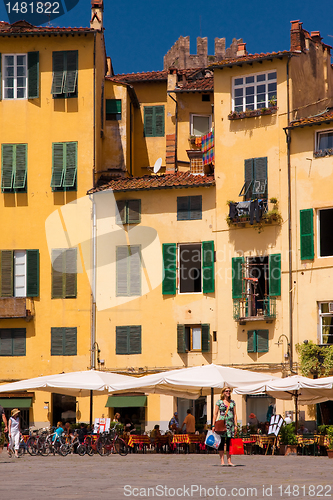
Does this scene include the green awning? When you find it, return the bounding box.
[106,396,147,408]
[0,398,32,409]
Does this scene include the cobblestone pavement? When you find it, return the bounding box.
[1,451,332,499]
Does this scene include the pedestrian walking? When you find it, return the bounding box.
[212,387,237,467]
[8,408,21,458]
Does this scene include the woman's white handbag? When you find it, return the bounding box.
[205,430,221,449]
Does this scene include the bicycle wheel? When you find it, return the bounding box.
[96,437,111,456]
[86,437,94,456]
[39,437,51,456]
[59,444,70,456]
[114,437,128,456]
[77,444,86,456]
[27,436,38,456]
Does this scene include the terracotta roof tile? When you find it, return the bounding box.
[0,20,95,35]
[109,71,168,83]
[175,77,213,92]
[88,172,215,194]
[209,51,292,69]
[288,110,333,128]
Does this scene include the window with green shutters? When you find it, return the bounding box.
[116,200,141,224]
[116,246,141,296]
[51,248,77,299]
[1,144,27,192]
[1,52,39,100]
[247,330,269,353]
[239,157,268,200]
[162,242,215,295]
[51,142,77,191]
[51,51,78,98]
[232,257,244,299]
[51,327,77,356]
[300,209,314,260]
[144,106,165,137]
[269,254,281,296]
[106,99,121,120]
[0,329,26,356]
[177,196,202,220]
[0,250,39,297]
[116,326,141,354]
[177,324,210,353]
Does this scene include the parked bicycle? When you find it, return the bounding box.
[96,426,128,456]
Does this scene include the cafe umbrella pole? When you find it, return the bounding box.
[90,390,93,427]
[211,387,214,427]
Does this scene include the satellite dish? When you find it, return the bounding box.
[153,158,162,174]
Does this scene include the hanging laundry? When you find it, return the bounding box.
[201,130,214,166]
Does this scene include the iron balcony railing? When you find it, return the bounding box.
[233,297,276,322]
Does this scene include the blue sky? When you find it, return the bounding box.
[1,0,333,75]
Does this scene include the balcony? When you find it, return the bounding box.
[227,199,282,231]
[233,297,276,324]
[0,297,34,320]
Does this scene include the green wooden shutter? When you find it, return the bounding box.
[64,327,77,355]
[162,243,176,295]
[51,143,65,188]
[129,246,141,296]
[257,329,269,353]
[154,106,165,137]
[202,241,214,293]
[116,246,129,296]
[64,51,78,94]
[116,200,126,224]
[12,329,26,356]
[1,144,14,190]
[0,330,13,356]
[13,144,27,190]
[201,324,210,353]
[51,51,65,95]
[51,327,64,355]
[65,248,77,298]
[0,53,2,100]
[300,209,314,260]
[63,142,77,188]
[253,157,268,197]
[247,330,256,353]
[242,158,254,198]
[269,253,281,297]
[116,326,129,354]
[177,324,186,353]
[129,325,141,354]
[26,249,39,297]
[190,196,202,220]
[127,199,141,223]
[177,197,189,221]
[232,256,244,299]
[51,249,64,299]
[144,107,154,137]
[0,250,13,297]
[28,51,39,99]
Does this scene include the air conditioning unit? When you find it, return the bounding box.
[329,302,333,313]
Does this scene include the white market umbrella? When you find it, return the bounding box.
[0,369,136,425]
[108,363,280,398]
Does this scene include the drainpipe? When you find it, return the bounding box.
[91,196,97,370]
[129,101,133,176]
[167,92,178,172]
[286,54,294,373]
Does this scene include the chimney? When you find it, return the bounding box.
[237,42,247,57]
[310,31,323,43]
[290,20,305,52]
[90,0,103,30]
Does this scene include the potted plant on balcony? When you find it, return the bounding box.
[326,426,333,458]
[279,422,298,455]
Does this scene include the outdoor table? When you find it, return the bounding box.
[297,434,329,456]
[171,434,204,453]
[241,435,257,455]
[127,435,151,453]
[153,435,170,452]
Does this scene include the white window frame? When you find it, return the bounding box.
[318,302,333,344]
[178,243,202,294]
[14,250,27,298]
[317,207,333,258]
[185,325,202,351]
[315,128,333,153]
[2,53,27,100]
[232,70,277,112]
[190,114,212,136]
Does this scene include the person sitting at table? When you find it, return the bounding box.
[78,423,88,443]
[181,409,195,434]
[113,412,121,423]
[169,412,180,433]
[151,424,161,440]
[124,414,135,434]
[263,421,270,434]
[297,424,309,434]
[248,413,259,431]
